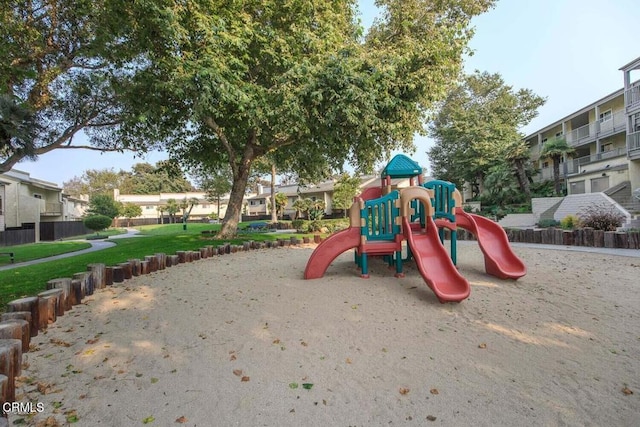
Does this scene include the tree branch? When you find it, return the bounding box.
[203,116,237,173]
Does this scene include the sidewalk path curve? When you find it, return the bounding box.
[0,228,143,272]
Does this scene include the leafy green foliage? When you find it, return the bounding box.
[560,215,580,230]
[83,215,113,233]
[0,0,149,172]
[480,164,524,207]
[537,219,560,228]
[332,174,361,216]
[578,203,625,231]
[109,0,494,237]
[274,193,289,219]
[86,195,122,219]
[121,203,143,226]
[63,162,194,197]
[428,71,545,196]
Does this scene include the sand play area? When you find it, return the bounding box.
[12,242,640,426]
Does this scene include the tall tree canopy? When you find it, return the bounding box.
[0,0,150,173]
[111,0,494,237]
[63,161,194,197]
[428,71,545,197]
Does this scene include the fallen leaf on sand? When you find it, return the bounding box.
[399,387,410,395]
[50,338,71,347]
[430,388,439,395]
[478,343,487,349]
[175,416,188,423]
[233,369,243,377]
[241,376,250,382]
[622,386,633,395]
[426,415,437,421]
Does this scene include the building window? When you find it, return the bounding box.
[542,161,549,168]
[541,137,548,144]
[33,194,42,199]
[598,109,612,123]
[600,143,613,152]
[260,200,265,205]
[555,131,563,138]
[145,205,154,210]
[634,112,640,132]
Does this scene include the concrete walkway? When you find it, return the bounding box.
[0,228,143,271]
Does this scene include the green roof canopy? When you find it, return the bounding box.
[380,154,422,178]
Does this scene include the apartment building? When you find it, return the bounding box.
[524,56,640,213]
[113,189,223,223]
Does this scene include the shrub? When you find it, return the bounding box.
[291,219,306,231]
[578,203,625,231]
[537,219,559,228]
[83,215,113,234]
[559,214,580,230]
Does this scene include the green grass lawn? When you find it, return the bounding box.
[61,228,128,240]
[0,222,312,311]
[0,241,92,266]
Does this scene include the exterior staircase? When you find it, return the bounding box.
[606,181,640,215]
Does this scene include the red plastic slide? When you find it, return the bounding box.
[454,208,526,280]
[403,217,470,303]
[358,187,382,201]
[304,227,360,279]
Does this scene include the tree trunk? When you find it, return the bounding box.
[270,164,278,223]
[219,161,253,238]
[513,159,531,198]
[552,156,562,195]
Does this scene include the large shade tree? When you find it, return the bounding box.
[111,0,494,237]
[428,71,545,197]
[0,0,153,173]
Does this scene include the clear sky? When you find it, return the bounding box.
[15,0,640,185]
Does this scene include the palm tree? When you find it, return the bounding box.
[505,139,532,199]
[540,137,575,196]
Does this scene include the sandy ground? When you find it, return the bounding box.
[10,242,640,426]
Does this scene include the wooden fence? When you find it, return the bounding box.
[40,221,92,241]
[455,227,640,250]
[0,229,35,246]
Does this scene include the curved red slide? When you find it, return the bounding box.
[304,227,360,279]
[403,217,470,303]
[358,187,382,201]
[454,209,526,280]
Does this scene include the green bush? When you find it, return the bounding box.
[83,215,113,234]
[578,204,625,231]
[559,214,580,230]
[291,219,307,231]
[537,219,559,228]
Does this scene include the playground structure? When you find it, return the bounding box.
[304,154,527,303]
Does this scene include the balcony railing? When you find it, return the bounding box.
[626,86,640,109]
[566,147,627,175]
[629,132,640,159]
[564,109,626,147]
[565,122,595,146]
[598,110,627,136]
[41,202,63,216]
